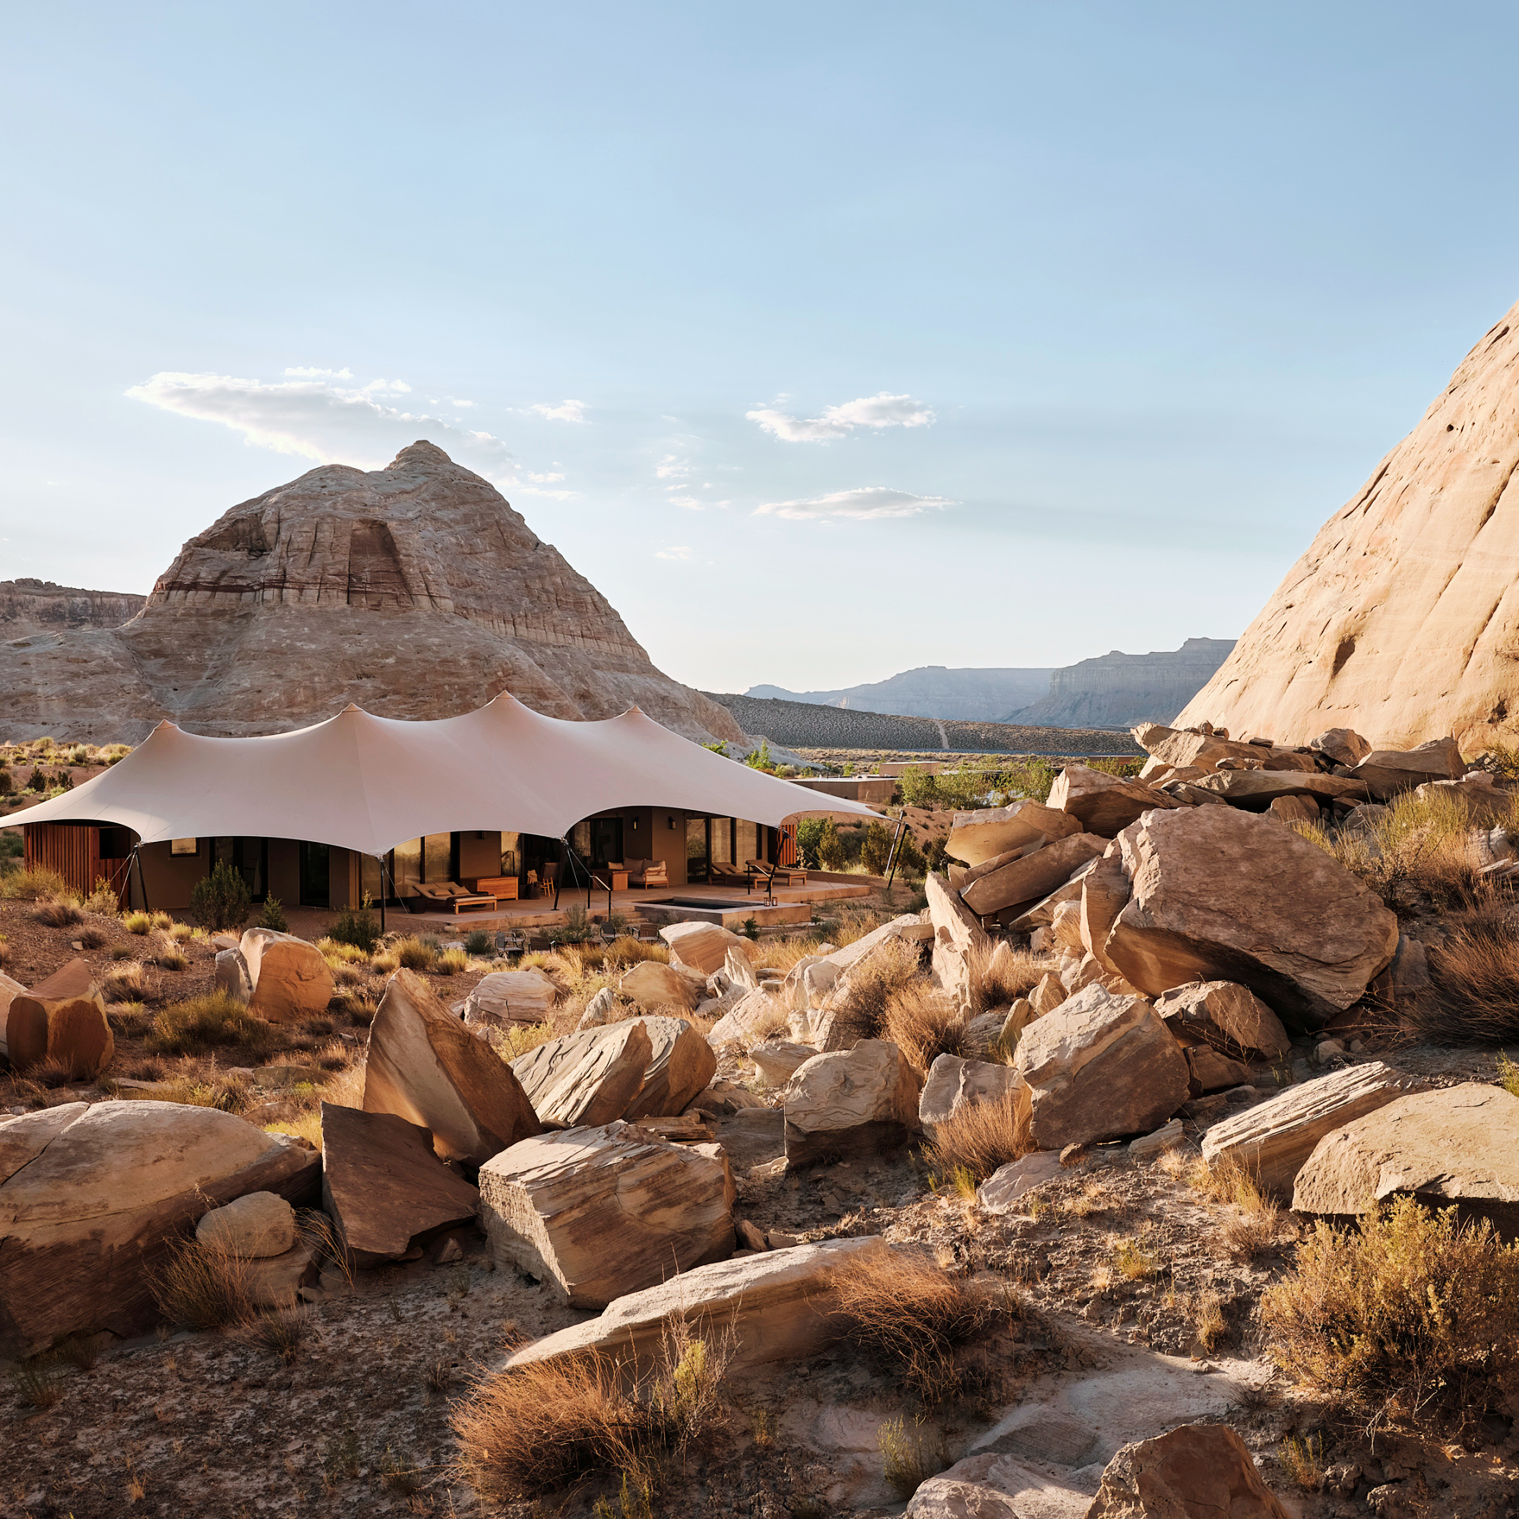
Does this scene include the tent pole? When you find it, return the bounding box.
[376,854,387,934]
[885,813,907,890]
[132,845,150,912]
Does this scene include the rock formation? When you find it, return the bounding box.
[1178,297,1519,750]
[747,666,1055,721]
[1006,639,1236,729]
[0,578,144,636]
[0,442,743,744]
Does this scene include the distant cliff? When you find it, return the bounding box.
[1005,639,1235,729]
[0,578,146,636]
[747,666,1055,721]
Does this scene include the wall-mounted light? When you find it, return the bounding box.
[631,817,639,831]
[667,816,675,831]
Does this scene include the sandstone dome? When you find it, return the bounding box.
[0,441,745,745]
[1178,299,1519,751]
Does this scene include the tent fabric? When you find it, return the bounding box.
[6,695,882,856]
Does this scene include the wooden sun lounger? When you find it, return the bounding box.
[747,859,806,887]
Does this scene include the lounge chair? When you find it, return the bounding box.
[623,858,669,889]
[747,859,806,888]
[708,860,751,889]
[409,881,497,914]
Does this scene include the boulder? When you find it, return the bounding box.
[319,1103,479,1268]
[660,920,749,976]
[946,800,1081,867]
[1079,851,1132,978]
[623,1017,716,1119]
[478,1120,735,1306]
[1153,981,1292,1061]
[926,872,988,1010]
[619,960,700,1012]
[1199,1061,1423,1197]
[1006,856,1105,932]
[1047,763,1180,837]
[5,990,114,1080]
[214,947,253,1005]
[363,968,540,1164]
[576,985,617,1030]
[1129,1118,1187,1160]
[244,1240,317,1309]
[1102,806,1399,1032]
[510,1020,653,1127]
[1352,737,1465,800]
[723,945,760,992]
[784,1039,921,1165]
[751,1038,815,1087]
[1267,793,1321,823]
[1292,1083,1519,1236]
[0,1100,318,1357]
[1086,1422,1290,1518]
[1415,773,1513,824]
[1187,770,1368,810]
[241,928,335,1024]
[1029,972,1066,1016]
[1185,1045,1253,1095]
[978,1150,1064,1212]
[1309,728,1372,767]
[707,989,788,1049]
[1014,985,1190,1150]
[802,958,840,1007]
[1132,723,1291,775]
[195,1190,296,1258]
[504,1236,890,1374]
[919,1055,1026,1141]
[459,969,557,1028]
[905,1452,1090,1518]
[823,913,932,978]
[960,833,1108,917]
[0,968,26,1058]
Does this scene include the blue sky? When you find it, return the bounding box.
[3,3,1518,694]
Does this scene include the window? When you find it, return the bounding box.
[736,819,758,866]
[393,837,422,896]
[709,817,733,864]
[170,838,198,856]
[500,831,521,876]
[423,833,453,883]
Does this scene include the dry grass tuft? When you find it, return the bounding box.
[1278,1433,1325,1491]
[879,1415,949,1499]
[924,1089,1031,1183]
[150,1235,257,1330]
[100,959,149,1003]
[392,935,438,972]
[24,1054,78,1089]
[831,1248,1018,1405]
[147,992,283,1058]
[32,897,84,928]
[881,981,969,1076]
[829,937,925,1044]
[1194,1288,1227,1351]
[969,940,1046,1012]
[0,866,70,901]
[490,1020,561,1061]
[1262,1196,1519,1430]
[122,910,153,935]
[1421,903,1519,1044]
[437,947,469,976]
[1112,1236,1162,1280]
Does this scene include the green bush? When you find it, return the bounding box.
[0,767,12,796]
[893,831,926,877]
[464,928,495,957]
[188,860,252,931]
[148,993,282,1057]
[795,816,828,868]
[329,897,381,954]
[860,822,893,876]
[816,820,846,871]
[25,767,47,792]
[548,904,595,946]
[258,895,289,932]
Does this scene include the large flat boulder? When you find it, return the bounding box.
[1005,856,1104,932]
[1014,984,1189,1150]
[1086,1422,1290,1518]
[505,1236,890,1374]
[905,1452,1090,1518]
[241,928,335,1023]
[660,920,750,976]
[619,960,700,1012]
[1153,981,1291,1061]
[623,1016,717,1119]
[926,871,988,1010]
[1351,737,1464,800]
[0,1100,318,1357]
[478,1120,735,1307]
[459,969,557,1028]
[784,1039,921,1165]
[1199,1061,1423,1197]
[919,1054,1026,1141]
[1102,806,1399,1032]
[1292,1083,1519,1236]
[1187,770,1369,810]
[1047,763,1180,837]
[946,800,1081,867]
[363,968,540,1165]
[320,1103,479,1269]
[1132,723,1289,774]
[510,1019,653,1126]
[960,833,1108,917]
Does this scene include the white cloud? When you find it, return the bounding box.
[126,371,515,476]
[450,397,477,408]
[284,366,353,379]
[656,545,694,561]
[528,471,566,483]
[531,399,586,422]
[746,392,935,443]
[655,454,689,479]
[668,495,703,510]
[754,486,953,522]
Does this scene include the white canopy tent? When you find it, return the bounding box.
[8,694,881,864]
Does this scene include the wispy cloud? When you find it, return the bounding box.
[656,545,694,561]
[531,399,586,422]
[284,366,353,379]
[754,486,953,522]
[126,370,515,476]
[746,392,935,443]
[655,454,689,479]
[528,470,566,483]
[667,495,703,510]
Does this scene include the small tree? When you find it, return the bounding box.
[188,860,252,932]
[330,896,381,954]
[860,822,893,876]
[258,895,288,932]
[817,820,847,871]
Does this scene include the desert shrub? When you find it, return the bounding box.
[25,766,47,792]
[830,937,924,1044]
[891,830,926,878]
[882,981,969,1076]
[9,1353,66,1409]
[151,1235,255,1330]
[815,820,846,871]
[1420,904,1519,1044]
[860,822,893,876]
[548,904,596,946]
[0,866,69,901]
[452,1314,732,1503]
[606,934,667,966]
[148,992,282,1058]
[32,897,84,928]
[490,1020,559,1061]
[794,816,829,869]
[188,859,252,932]
[122,910,153,935]
[924,1088,1031,1182]
[100,960,148,1002]
[116,1072,251,1113]
[1261,1196,1519,1429]
[879,1416,948,1500]
[0,766,12,796]
[831,1248,1018,1405]
[968,940,1045,1012]
[392,935,437,972]
[258,895,288,932]
[328,896,381,953]
[0,830,20,858]
[437,947,469,975]
[83,876,120,916]
[464,928,494,956]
